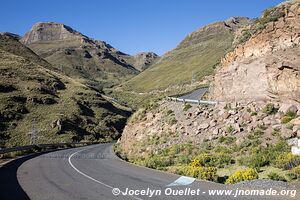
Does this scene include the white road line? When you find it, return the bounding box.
[68,146,143,200]
[167,176,196,187]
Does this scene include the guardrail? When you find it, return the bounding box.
[0,142,98,154]
[166,97,218,105]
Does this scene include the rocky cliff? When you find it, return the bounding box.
[211,0,300,103]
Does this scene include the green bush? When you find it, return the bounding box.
[267,172,286,182]
[225,125,234,134]
[144,155,173,169]
[238,30,252,44]
[262,103,278,115]
[244,153,269,170]
[287,166,300,181]
[238,140,290,168]
[281,111,297,124]
[129,108,146,123]
[191,153,233,168]
[225,168,259,184]
[218,136,236,145]
[183,103,192,111]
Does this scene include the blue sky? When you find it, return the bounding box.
[1,0,284,55]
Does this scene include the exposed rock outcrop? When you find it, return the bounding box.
[211,1,300,103]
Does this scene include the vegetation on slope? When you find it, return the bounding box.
[0,34,131,147]
[120,18,252,93]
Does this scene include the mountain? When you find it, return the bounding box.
[120,17,252,92]
[0,33,131,147]
[20,22,157,89]
[125,52,159,71]
[211,0,300,103]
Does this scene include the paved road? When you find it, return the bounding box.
[179,88,208,100]
[0,144,298,200]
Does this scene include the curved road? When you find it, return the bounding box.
[0,144,298,200]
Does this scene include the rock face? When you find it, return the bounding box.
[21,22,83,45]
[211,1,300,103]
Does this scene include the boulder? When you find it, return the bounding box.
[198,123,209,129]
[281,129,295,139]
[293,125,300,133]
[291,117,300,125]
[278,104,298,114]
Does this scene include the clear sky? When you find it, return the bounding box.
[1,0,284,55]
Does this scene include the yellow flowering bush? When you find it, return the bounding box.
[275,153,300,170]
[185,164,218,181]
[225,168,259,184]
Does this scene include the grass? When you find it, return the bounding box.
[0,35,131,147]
[121,22,234,93]
[26,32,138,90]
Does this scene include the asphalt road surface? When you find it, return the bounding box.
[0,143,298,200]
[179,88,208,100]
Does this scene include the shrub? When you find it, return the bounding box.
[198,167,218,181]
[183,103,192,111]
[225,168,259,184]
[129,108,146,123]
[244,153,269,170]
[225,125,234,134]
[262,103,278,115]
[293,166,300,180]
[287,166,300,181]
[281,111,297,124]
[251,112,258,116]
[238,30,252,44]
[191,153,212,167]
[267,172,286,182]
[166,116,178,125]
[144,155,173,169]
[275,153,300,170]
[191,153,233,168]
[218,136,236,145]
[185,166,218,181]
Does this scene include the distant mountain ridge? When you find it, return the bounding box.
[20,22,158,89]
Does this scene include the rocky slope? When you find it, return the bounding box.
[120,101,300,157]
[120,17,252,92]
[0,34,131,147]
[211,0,300,103]
[118,100,300,182]
[125,52,159,71]
[20,22,157,89]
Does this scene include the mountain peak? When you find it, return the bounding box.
[20,22,84,45]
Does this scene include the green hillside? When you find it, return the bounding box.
[121,18,250,93]
[0,34,130,147]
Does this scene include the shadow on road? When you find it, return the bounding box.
[0,153,45,200]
